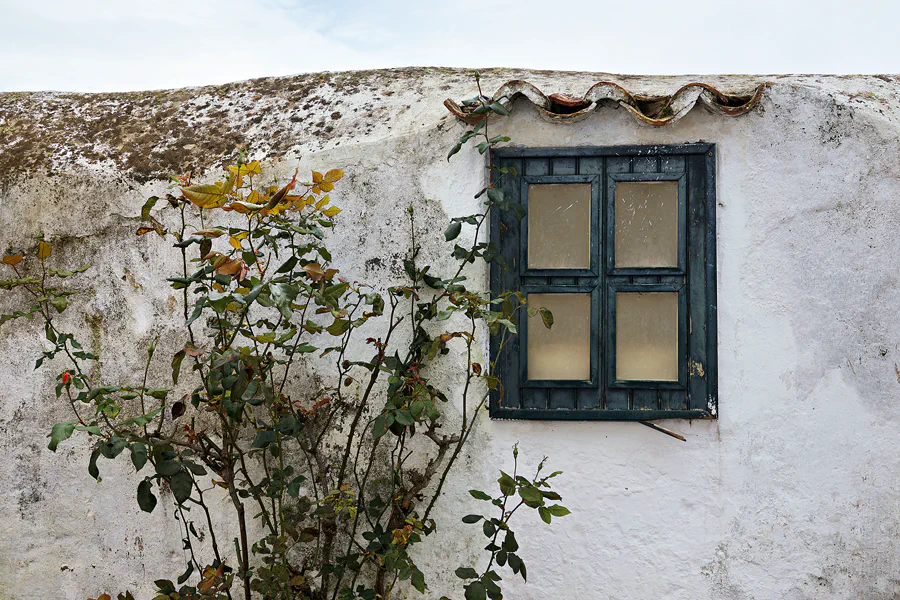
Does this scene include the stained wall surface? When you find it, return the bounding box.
[1,68,899,599]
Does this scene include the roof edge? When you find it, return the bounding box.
[445,80,769,126]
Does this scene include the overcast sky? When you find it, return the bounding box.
[2,0,897,93]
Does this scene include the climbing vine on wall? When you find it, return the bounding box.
[0,75,569,600]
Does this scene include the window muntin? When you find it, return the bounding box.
[489,146,717,420]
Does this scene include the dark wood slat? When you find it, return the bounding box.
[607,157,630,173]
[577,388,601,409]
[521,276,549,286]
[662,390,688,410]
[523,388,548,409]
[633,156,658,173]
[525,158,549,176]
[552,157,576,175]
[549,388,576,410]
[492,157,522,410]
[606,388,629,410]
[687,153,709,411]
[704,149,719,416]
[551,276,577,286]
[633,389,660,410]
[580,157,603,175]
[661,155,686,173]
[494,144,713,158]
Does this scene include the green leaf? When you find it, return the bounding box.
[88,448,101,480]
[498,471,516,496]
[372,414,389,439]
[455,567,479,580]
[548,504,570,517]
[326,319,350,336]
[74,424,102,435]
[538,506,552,524]
[276,255,298,273]
[461,514,483,524]
[411,568,426,593]
[251,430,277,449]
[539,307,553,329]
[469,490,492,501]
[49,297,68,313]
[518,485,543,505]
[465,581,487,600]
[177,563,194,585]
[508,201,526,221]
[147,388,169,400]
[99,436,126,459]
[482,520,495,537]
[447,143,462,161]
[47,421,75,452]
[169,470,193,504]
[486,188,504,204]
[394,409,414,426]
[137,480,157,513]
[141,196,159,221]
[171,350,185,385]
[489,101,510,116]
[502,530,518,552]
[130,443,148,471]
[444,221,462,241]
[156,459,181,476]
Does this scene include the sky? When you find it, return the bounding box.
[1,0,897,92]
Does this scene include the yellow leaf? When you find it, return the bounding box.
[182,184,227,209]
[227,161,262,177]
[324,169,343,183]
[194,228,227,238]
[135,227,156,236]
[303,263,325,281]
[312,171,324,184]
[2,254,24,266]
[319,181,334,192]
[229,236,243,250]
[247,190,260,204]
[221,173,236,195]
[323,206,341,217]
[226,203,249,214]
[315,195,330,209]
[37,241,52,260]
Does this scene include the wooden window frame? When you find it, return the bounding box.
[489,144,718,421]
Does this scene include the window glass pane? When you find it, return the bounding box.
[616,292,678,381]
[527,293,591,380]
[615,181,678,268]
[528,184,591,269]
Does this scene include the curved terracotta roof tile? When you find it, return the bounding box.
[445,80,769,126]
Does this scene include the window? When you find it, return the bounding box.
[489,145,717,420]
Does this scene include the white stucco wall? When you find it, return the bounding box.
[1,69,899,599]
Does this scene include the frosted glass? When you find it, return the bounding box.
[528,184,591,269]
[615,181,678,268]
[527,293,591,380]
[616,292,678,381]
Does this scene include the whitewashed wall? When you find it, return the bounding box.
[1,71,899,600]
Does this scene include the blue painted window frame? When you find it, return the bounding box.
[489,144,718,420]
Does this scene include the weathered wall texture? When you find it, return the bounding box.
[1,68,900,599]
